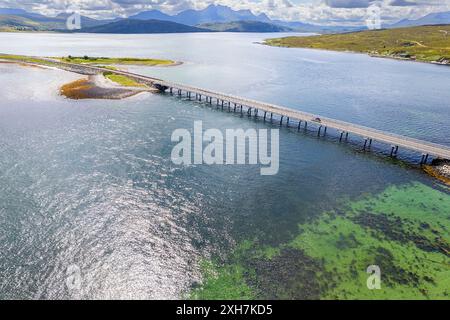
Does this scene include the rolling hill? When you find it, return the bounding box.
[265,25,450,65]
[79,19,210,34]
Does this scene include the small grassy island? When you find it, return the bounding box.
[58,56,177,66]
[0,54,178,67]
[265,25,450,65]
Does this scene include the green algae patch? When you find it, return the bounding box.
[190,259,256,300]
[191,182,450,299]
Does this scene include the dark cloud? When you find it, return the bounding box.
[389,0,418,6]
[324,0,374,8]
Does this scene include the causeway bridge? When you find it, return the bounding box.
[11,57,450,164]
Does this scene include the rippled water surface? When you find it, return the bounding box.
[0,33,449,299]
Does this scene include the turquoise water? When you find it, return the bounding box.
[0,33,449,299]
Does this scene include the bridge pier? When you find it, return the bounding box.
[390,145,399,157]
[280,116,284,126]
[264,111,267,122]
[420,154,426,165]
[286,117,290,127]
[323,126,327,136]
[339,131,344,142]
[318,126,322,136]
[297,121,302,132]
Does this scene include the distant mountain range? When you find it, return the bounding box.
[0,7,109,31]
[388,11,450,28]
[129,4,359,33]
[130,4,271,26]
[1,5,450,34]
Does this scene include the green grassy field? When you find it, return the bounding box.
[265,25,450,64]
[59,56,175,66]
[103,72,146,87]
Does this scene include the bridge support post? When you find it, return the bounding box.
[339,131,344,142]
[264,111,267,121]
[234,104,237,112]
[255,109,258,118]
[420,154,426,165]
[297,121,302,132]
[286,117,289,127]
[280,116,284,126]
[345,132,349,140]
[369,139,372,148]
[305,121,308,130]
[390,145,399,157]
[318,126,322,136]
[424,154,429,164]
[270,113,273,122]
[323,126,327,136]
[363,138,368,150]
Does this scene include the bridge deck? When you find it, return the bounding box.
[10,58,450,160]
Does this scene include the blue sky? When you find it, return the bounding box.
[1,0,449,25]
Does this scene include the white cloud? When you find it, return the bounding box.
[1,0,450,24]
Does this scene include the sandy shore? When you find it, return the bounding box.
[60,74,158,100]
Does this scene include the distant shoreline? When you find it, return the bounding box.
[264,25,450,67]
[263,41,450,67]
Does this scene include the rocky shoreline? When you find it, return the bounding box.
[424,159,450,185]
[60,74,158,100]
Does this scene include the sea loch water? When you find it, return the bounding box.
[0,32,449,299]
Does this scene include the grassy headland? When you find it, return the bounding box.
[0,53,57,66]
[265,25,450,65]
